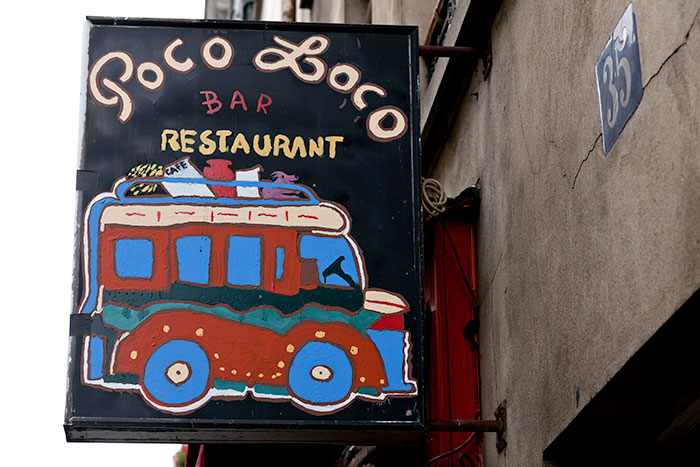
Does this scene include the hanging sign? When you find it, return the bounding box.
[64,18,423,443]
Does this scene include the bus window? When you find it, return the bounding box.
[115,239,153,279]
[275,246,285,280]
[299,235,359,288]
[175,236,212,284]
[227,236,262,286]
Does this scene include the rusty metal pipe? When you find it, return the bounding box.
[427,419,502,432]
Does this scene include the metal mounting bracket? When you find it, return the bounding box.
[481,34,493,80]
[495,400,507,453]
[417,43,492,81]
[427,399,507,453]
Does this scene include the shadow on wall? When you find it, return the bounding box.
[544,287,700,466]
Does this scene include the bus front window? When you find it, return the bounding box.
[299,235,359,288]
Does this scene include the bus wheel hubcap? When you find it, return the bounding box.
[310,365,333,381]
[166,361,191,386]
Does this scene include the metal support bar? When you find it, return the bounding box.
[427,400,508,453]
[428,419,500,432]
[418,45,481,58]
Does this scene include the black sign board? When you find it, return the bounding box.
[65,18,423,443]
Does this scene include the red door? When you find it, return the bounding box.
[425,218,481,466]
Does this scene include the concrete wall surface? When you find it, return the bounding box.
[370,0,433,34]
[306,0,345,23]
[298,0,368,24]
[425,0,700,465]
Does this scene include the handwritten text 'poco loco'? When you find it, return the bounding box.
[88,35,409,143]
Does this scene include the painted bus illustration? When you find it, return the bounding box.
[79,158,416,414]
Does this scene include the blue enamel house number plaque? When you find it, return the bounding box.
[596,4,643,155]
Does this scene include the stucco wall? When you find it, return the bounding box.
[426,1,700,465]
[307,0,345,23]
[370,0,433,36]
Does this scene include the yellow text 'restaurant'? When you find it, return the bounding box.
[161,129,345,159]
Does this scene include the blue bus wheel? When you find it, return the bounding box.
[142,340,210,409]
[288,342,354,405]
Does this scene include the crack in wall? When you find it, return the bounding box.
[478,248,504,308]
[571,133,602,190]
[517,97,537,175]
[571,6,700,191]
[485,248,504,397]
[644,5,700,90]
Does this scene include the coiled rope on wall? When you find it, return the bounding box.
[421,177,447,220]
